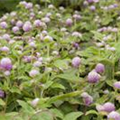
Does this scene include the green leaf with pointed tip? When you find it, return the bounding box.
[63,112,83,120]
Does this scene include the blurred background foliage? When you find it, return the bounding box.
[0,0,83,16]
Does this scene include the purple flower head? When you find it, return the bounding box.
[87,0,99,3]
[103,102,115,113]
[66,18,73,26]
[33,61,42,67]
[23,56,32,63]
[2,34,10,41]
[73,14,81,21]
[0,58,12,71]
[83,1,88,6]
[87,0,93,3]
[88,71,101,83]
[12,26,19,33]
[93,0,99,2]
[90,6,96,11]
[34,20,42,27]
[81,92,93,106]
[29,69,39,77]
[25,2,33,9]
[73,43,79,48]
[0,46,9,52]
[72,56,81,68]
[112,28,118,33]
[0,21,8,29]
[42,17,50,23]
[95,63,105,74]
[72,32,82,37]
[23,21,32,32]
[114,82,120,89]
[10,19,16,25]
[0,90,5,98]
[108,111,120,120]
[4,71,11,76]
[113,4,118,8]
[30,12,35,18]
[46,13,52,18]
[16,20,23,28]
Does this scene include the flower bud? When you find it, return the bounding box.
[103,102,115,113]
[81,92,93,106]
[90,6,96,11]
[0,46,9,52]
[34,20,42,27]
[0,21,8,29]
[16,20,23,28]
[0,58,12,71]
[2,34,10,41]
[72,57,81,68]
[29,42,36,48]
[73,14,81,21]
[42,17,50,23]
[4,70,11,76]
[29,69,39,77]
[44,35,53,42]
[33,61,42,67]
[66,18,73,26]
[25,2,33,9]
[23,21,32,32]
[12,26,19,33]
[114,82,120,89]
[95,63,105,74]
[108,111,120,120]
[31,98,39,107]
[88,71,101,83]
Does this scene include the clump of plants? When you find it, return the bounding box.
[0,0,120,119]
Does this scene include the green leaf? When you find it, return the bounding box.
[85,110,98,115]
[31,111,53,120]
[51,83,65,90]
[53,59,70,69]
[0,99,5,106]
[57,73,80,82]
[47,91,83,104]
[50,108,64,119]
[63,112,83,120]
[17,100,34,113]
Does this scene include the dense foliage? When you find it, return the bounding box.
[0,0,120,119]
